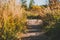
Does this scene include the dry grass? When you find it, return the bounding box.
[0,0,26,40]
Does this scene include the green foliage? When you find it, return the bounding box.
[21,0,27,9]
[29,0,34,9]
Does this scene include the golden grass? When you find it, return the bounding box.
[0,0,27,39]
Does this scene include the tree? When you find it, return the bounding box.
[29,0,34,9]
[21,0,27,8]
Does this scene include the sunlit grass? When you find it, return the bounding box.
[0,0,27,40]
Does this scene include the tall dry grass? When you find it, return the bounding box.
[0,0,26,40]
